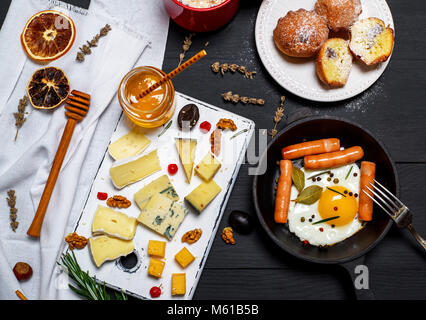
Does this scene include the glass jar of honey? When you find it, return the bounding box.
[118,66,176,128]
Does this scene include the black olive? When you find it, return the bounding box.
[228,210,254,234]
[177,104,200,130]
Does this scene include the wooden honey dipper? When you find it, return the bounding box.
[137,49,207,100]
[27,90,90,238]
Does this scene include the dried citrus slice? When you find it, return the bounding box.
[27,67,70,109]
[21,10,76,62]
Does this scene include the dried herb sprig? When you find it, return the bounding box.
[58,251,128,300]
[270,96,285,138]
[211,62,256,79]
[158,120,172,137]
[6,190,18,232]
[178,33,195,67]
[76,24,112,62]
[222,91,264,106]
[13,96,29,141]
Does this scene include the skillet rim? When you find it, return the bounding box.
[252,115,399,264]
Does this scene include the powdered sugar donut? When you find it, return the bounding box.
[273,9,329,58]
[315,0,362,32]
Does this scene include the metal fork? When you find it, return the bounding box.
[363,179,426,251]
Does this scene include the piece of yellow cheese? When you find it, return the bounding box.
[148,240,166,258]
[171,273,186,295]
[175,247,195,268]
[108,127,151,160]
[195,152,221,181]
[110,150,161,189]
[148,257,165,278]
[185,180,222,213]
[175,138,197,183]
[92,205,138,240]
[89,235,134,268]
[134,175,179,210]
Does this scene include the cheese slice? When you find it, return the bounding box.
[175,138,197,183]
[137,193,188,240]
[194,152,221,181]
[89,236,134,268]
[92,205,138,240]
[134,175,179,210]
[185,180,222,213]
[108,127,151,160]
[110,150,161,189]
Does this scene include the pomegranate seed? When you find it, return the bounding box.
[149,286,161,298]
[168,164,178,175]
[97,192,108,200]
[200,121,211,132]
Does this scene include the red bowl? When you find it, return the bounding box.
[164,0,240,32]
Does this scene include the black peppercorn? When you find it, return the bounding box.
[349,192,353,196]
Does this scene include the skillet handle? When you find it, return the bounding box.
[340,256,375,300]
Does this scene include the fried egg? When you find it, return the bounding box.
[287,164,364,246]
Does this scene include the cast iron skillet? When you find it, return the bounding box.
[253,116,399,299]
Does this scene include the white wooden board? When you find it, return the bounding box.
[69,92,255,300]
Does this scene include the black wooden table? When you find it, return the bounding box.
[2,0,425,300]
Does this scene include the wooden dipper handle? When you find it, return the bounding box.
[27,90,90,238]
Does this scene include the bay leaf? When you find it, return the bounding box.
[294,185,323,205]
[291,167,305,193]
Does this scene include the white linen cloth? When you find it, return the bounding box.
[0,0,170,299]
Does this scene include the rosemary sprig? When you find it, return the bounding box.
[230,129,248,140]
[158,120,172,137]
[58,251,128,300]
[327,187,346,197]
[345,166,353,180]
[312,216,340,225]
[270,96,285,138]
[308,171,331,180]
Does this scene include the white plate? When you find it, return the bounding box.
[68,92,254,300]
[255,0,394,102]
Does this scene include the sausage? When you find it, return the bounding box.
[274,160,293,224]
[359,161,376,221]
[282,138,340,160]
[304,146,364,170]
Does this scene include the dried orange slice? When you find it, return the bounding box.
[27,67,70,109]
[21,10,76,62]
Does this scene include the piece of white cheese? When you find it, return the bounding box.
[194,152,221,181]
[185,180,222,213]
[89,235,134,268]
[92,205,137,240]
[137,193,188,240]
[175,138,197,183]
[108,127,151,160]
[134,175,179,210]
[110,150,161,189]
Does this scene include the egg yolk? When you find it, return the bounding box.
[318,186,358,227]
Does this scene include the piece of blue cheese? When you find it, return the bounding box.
[185,180,222,213]
[89,235,134,268]
[92,205,137,240]
[134,175,179,210]
[137,193,188,240]
[109,150,161,189]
